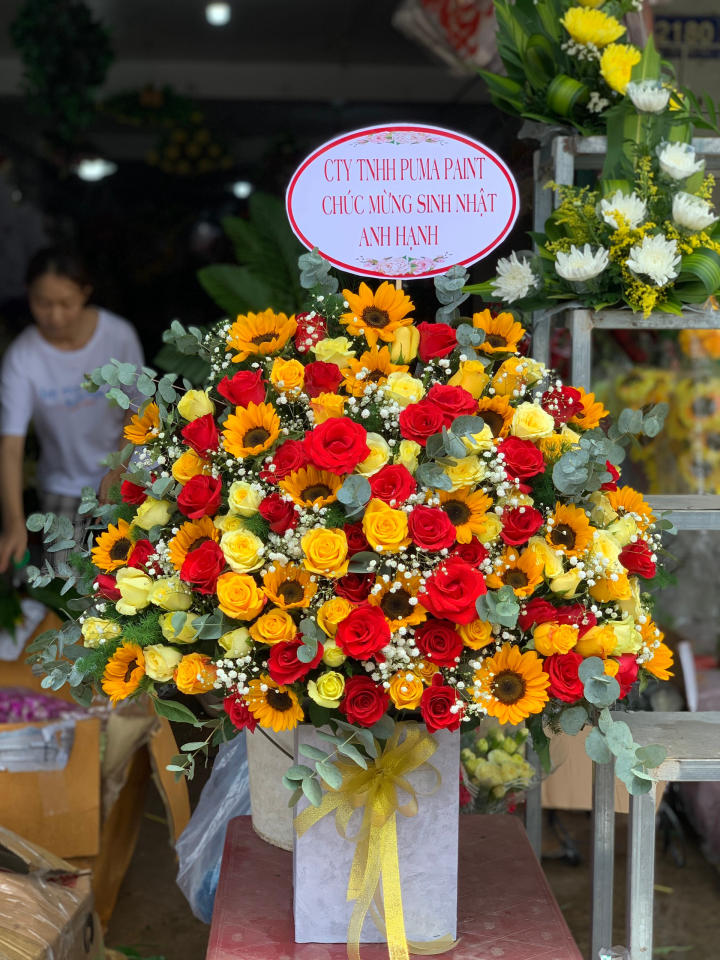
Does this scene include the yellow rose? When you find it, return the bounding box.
[588,531,621,568]
[356,433,391,476]
[177,389,215,421]
[322,638,347,667]
[474,513,503,544]
[457,619,493,650]
[216,571,266,620]
[575,625,617,658]
[174,653,217,694]
[388,326,419,363]
[220,529,264,573]
[510,402,555,440]
[81,617,122,648]
[362,498,410,553]
[149,576,193,611]
[611,616,642,655]
[395,439,421,473]
[588,492,618,526]
[144,644,183,681]
[317,597,354,636]
[214,513,246,534]
[133,497,173,530]
[589,574,631,602]
[604,658,620,678]
[445,455,486,491]
[313,336,356,367]
[115,568,153,615]
[606,516,638,547]
[618,577,643,619]
[462,424,494,453]
[414,658,439,683]
[388,670,424,710]
[308,671,346,708]
[270,357,305,394]
[228,480,262,517]
[527,537,564,578]
[549,568,583,598]
[491,357,543,396]
[301,528,349,577]
[310,393,346,424]
[219,627,253,658]
[448,360,490,399]
[384,372,425,408]
[533,622,579,656]
[249,608,296,645]
[172,450,211,485]
[159,611,198,644]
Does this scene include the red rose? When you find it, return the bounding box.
[500,506,544,546]
[369,464,416,506]
[259,493,299,534]
[497,436,545,480]
[544,652,584,703]
[418,557,486,624]
[398,400,445,446]
[177,474,222,519]
[601,461,620,492]
[180,540,226,594]
[426,384,477,426]
[541,386,583,427]
[414,619,464,667]
[417,321,457,362]
[340,675,389,727]
[420,675,463,733]
[518,599,596,638]
[94,573,121,602]
[121,479,147,506]
[268,637,323,685]
[408,505,457,552]
[216,369,266,407]
[303,361,343,398]
[335,604,390,659]
[344,523,370,557]
[260,439,308,482]
[181,414,219,457]
[224,692,257,732]
[305,417,370,475]
[336,573,374,602]
[619,541,656,579]
[615,654,639,699]
[294,311,327,354]
[127,539,154,569]
[451,538,488,567]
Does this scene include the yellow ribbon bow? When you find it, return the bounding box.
[294,723,457,960]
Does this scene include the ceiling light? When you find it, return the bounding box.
[205,3,231,26]
[231,180,253,199]
[74,158,117,182]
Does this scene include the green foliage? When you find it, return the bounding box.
[120,610,163,647]
[475,587,520,629]
[241,512,270,540]
[434,266,470,323]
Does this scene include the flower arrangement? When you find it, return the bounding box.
[460,725,535,813]
[26,254,672,796]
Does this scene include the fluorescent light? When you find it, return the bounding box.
[206,3,231,26]
[74,158,117,182]
[231,180,253,199]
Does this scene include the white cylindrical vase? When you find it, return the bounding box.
[245,728,295,850]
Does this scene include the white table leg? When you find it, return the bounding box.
[626,784,657,960]
[591,759,615,960]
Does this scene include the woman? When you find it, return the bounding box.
[0,247,144,572]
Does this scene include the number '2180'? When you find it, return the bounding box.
[655,16,720,51]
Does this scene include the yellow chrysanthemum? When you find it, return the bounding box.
[341,346,408,397]
[341,281,415,348]
[600,43,642,95]
[124,403,159,445]
[262,563,317,610]
[223,402,280,458]
[438,487,493,544]
[477,395,514,438]
[279,466,341,509]
[606,485,655,532]
[101,643,145,705]
[91,518,133,572]
[225,309,297,363]
[472,309,526,355]
[569,387,609,430]
[486,547,545,597]
[561,6,625,47]
[367,574,426,630]
[168,515,220,571]
[473,643,550,726]
[546,504,594,557]
[245,675,304,732]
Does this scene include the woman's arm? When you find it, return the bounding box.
[0,434,28,572]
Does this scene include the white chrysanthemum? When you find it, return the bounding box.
[626,81,670,114]
[491,252,537,303]
[599,190,647,230]
[657,142,704,181]
[555,244,609,282]
[672,192,718,232]
[626,234,681,287]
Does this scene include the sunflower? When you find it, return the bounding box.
[569,388,609,430]
[606,486,655,532]
[341,281,415,348]
[92,518,134,572]
[438,487,493,543]
[678,329,720,361]
[226,309,297,363]
[341,346,408,397]
[486,547,544,597]
[124,403,160,445]
[223,402,280,458]
[545,504,594,557]
[168,515,220,571]
[472,309,525,355]
[262,563,317,609]
[476,395,514,438]
[279,466,341,509]
[101,643,145,705]
[473,643,550,725]
[245,675,304,731]
[673,379,720,431]
[615,369,670,409]
[368,574,426,630]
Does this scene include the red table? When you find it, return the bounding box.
[207,816,581,960]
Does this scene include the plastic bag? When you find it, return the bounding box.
[176,732,251,923]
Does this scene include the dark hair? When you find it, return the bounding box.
[26,246,92,289]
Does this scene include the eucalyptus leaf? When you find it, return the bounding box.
[585,727,612,764]
[584,674,621,707]
[559,705,588,736]
[635,743,667,769]
[302,776,323,807]
[450,415,486,438]
[284,764,314,781]
[578,657,606,683]
[299,744,331,762]
[337,740,368,768]
[316,761,343,789]
[604,720,634,755]
[369,715,395,740]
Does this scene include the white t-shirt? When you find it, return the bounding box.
[0,309,144,496]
